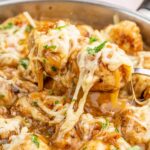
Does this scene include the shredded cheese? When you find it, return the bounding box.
[101,43,133,71]
[23,11,36,28]
[0,117,21,136]
[3,127,29,150]
[58,42,133,137]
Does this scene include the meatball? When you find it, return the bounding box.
[0,13,33,68]
[0,116,22,139]
[115,103,150,144]
[0,77,17,107]
[28,20,80,77]
[103,21,143,55]
[80,140,109,150]
[132,74,150,99]
[2,128,50,150]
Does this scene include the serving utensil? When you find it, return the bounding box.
[134,68,150,76]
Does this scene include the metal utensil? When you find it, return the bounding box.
[134,68,150,76]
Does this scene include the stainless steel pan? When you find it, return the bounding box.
[0,0,150,46]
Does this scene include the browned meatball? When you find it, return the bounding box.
[103,21,143,55]
[133,74,150,99]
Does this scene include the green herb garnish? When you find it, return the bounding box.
[20,58,29,69]
[82,146,87,150]
[13,29,18,34]
[0,94,5,99]
[43,45,56,50]
[87,41,107,55]
[89,37,97,43]
[115,127,119,133]
[19,39,26,45]
[2,22,14,30]
[100,118,109,130]
[51,66,57,72]
[32,101,38,107]
[48,90,53,95]
[72,99,76,102]
[31,134,40,148]
[112,147,119,150]
[42,58,47,64]
[25,25,33,33]
[128,146,140,150]
[55,25,67,30]
[55,100,60,105]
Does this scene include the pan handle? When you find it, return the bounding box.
[137,0,150,19]
[138,0,150,10]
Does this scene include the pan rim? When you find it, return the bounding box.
[0,0,149,23]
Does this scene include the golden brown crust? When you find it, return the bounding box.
[104,21,143,55]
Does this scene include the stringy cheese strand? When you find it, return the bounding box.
[23,12,36,28]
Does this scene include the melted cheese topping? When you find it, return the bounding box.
[127,103,150,142]
[0,22,28,66]
[58,42,133,137]
[33,20,80,59]
[129,51,150,68]
[101,43,133,71]
[0,117,21,136]
[3,127,29,150]
[36,99,69,124]
[0,13,142,149]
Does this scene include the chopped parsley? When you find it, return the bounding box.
[128,146,140,150]
[20,58,29,69]
[112,147,119,150]
[55,100,60,105]
[51,66,57,72]
[115,127,119,133]
[42,58,47,64]
[0,94,5,99]
[55,25,67,30]
[87,41,107,55]
[31,134,40,148]
[100,118,109,130]
[82,146,87,150]
[13,29,18,34]
[48,90,53,95]
[72,99,76,102]
[1,22,14,30]
[43,72,47,80]
[89,37,97,43]
[19,39,25,45]
[31,101,38,107]
[25,25,33,33]
[43,45,56,50]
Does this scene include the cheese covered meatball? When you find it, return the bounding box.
[103,21,143,55]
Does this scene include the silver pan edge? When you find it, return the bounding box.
[0,0,150,46]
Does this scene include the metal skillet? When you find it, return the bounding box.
[0,0,150,76]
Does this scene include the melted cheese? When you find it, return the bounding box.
[129,51,150,68]
[128,103,150,142]
[58,43,101,137]
[58,42,133,137]
[101,43,133,71]
[117,138,131,150]
[16,97,49,123]
[3,127,50,150]
[23,11,36,28]
[33,20,80,59]
[0,117,21,136]
[0,23,28,66]
[37,99,68,124]
[3,127,28,150]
